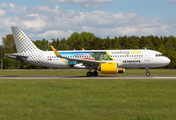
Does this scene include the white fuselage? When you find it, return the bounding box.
[39,49,170,69]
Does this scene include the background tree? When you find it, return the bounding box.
[0,46,5,69]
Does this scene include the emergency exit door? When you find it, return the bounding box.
[144,51,150,61]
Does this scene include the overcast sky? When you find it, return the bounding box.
[0,0,176,44]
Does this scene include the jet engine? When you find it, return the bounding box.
[98,62,125,74]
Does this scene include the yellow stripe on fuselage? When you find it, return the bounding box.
[60,58,70,67]
[107,51,115,60]
[51,45,70,67]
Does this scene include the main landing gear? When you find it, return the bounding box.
[87,70,98,77]
[146,68,150,76]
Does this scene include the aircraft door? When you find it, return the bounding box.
[144,51,150,61]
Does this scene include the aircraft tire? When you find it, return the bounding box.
[93,71,98,76]
[87,72,92,77]
[146,72,150,76]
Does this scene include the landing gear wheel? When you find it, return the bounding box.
[87,72,92,77]
[146,72,150,76]
[93,71,98,76]
[146,68,150,76]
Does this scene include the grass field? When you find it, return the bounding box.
[0,69,176,119]
[0,79,176,120]
[0,69,175,76]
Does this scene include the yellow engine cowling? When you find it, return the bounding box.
[98,62,125,74]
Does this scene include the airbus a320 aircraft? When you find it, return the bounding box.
[8,26,170,77]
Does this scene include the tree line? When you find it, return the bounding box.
[0,32,176,69]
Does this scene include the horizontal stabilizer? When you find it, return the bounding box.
[8,53,28,59]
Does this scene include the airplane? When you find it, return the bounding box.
[8,26,170,77]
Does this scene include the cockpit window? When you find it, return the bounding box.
[156,54,164,57]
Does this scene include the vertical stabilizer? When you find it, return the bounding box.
[10,26,51,68]
[11,26,40,53]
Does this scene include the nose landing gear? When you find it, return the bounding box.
[146,68,150,76]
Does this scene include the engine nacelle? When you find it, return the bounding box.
[98,62,125,74]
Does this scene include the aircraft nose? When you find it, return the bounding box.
[165,57,170,65]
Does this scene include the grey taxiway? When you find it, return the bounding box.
[0,76,176,79]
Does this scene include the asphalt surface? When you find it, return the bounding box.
[0,76,176,79]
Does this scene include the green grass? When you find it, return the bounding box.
[0,69,175,76]
[0,79,176,120]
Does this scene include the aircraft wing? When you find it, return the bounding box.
[51,46,104,65]
[63,57,101,64]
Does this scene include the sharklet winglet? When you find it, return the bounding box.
[51,45,60,56]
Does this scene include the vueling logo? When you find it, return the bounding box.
[130,51,141,54]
